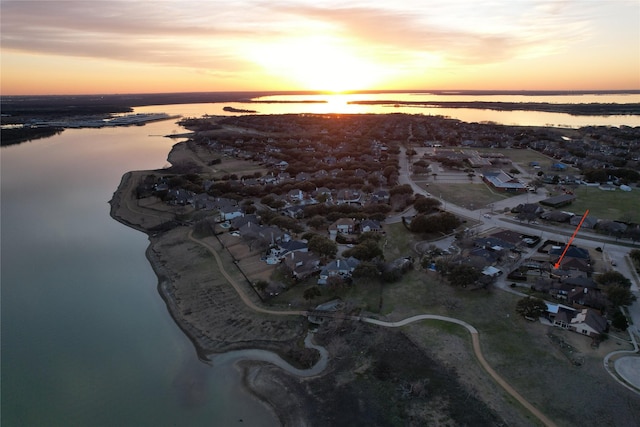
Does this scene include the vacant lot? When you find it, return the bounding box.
[415,181,513,210]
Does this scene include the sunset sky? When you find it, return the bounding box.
[2,0,639,95]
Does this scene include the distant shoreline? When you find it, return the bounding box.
[345,100,640,116]
[3,89,640,115]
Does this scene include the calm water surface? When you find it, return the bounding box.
[1,122,278,426]
[134,92,640,128]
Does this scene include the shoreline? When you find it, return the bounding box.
[108,172,209,361]
[108,162,319,426]
[108,169,309,355]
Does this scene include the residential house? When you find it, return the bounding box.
[167,188,193,206]
[220,205,244,221]
[569,308,608,337]
[276,160,289,170]
[230,214,258,229]
[282,251,321,280]
[317,257,360,285]
[489,230,525,248]
[336,189,362,205]
[597,221,627,235]
[360,219,382,233]
[469,248,500,265]
[569,214,598,229]
[539,194,576,208]
[296,172,312,182]
[371,189,390,203]
[481,170,527,192]
[567,287,607,312]
[287,189,305,203]
[328,218,356,238]
[192,193,217,210]
[274,239,308,258]
[283,205,305,219]
[474,236,516,252]
[546,303,577,329]
[541,210,573,223]
[512,203,544,222]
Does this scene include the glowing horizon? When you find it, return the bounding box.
[1,0,638,96]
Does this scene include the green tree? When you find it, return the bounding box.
[414,196,441,213]
[343,240,383,261]
[308,235,338,258]
[307,215,327,229]
[409,214,432,233]
[515,297,547,319]
[269,216,304,234]
[596,271,631,288]
[352,262,381,280]
[433,212,461,233]
[606,285,637,308]
[389,184,413,196]
[447,264,480,287]
[611,310,629,330]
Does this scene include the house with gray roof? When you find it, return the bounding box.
[569,308,608,337]
[317,257,360,285]
[539,194,576,208]
[481,170,527,192]
[282,251,321,280]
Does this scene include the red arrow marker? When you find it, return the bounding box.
[554,209,589,270]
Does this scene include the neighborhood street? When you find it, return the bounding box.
[398,146,640,332]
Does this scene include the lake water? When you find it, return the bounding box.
[134,92,640,128]
[0,122,279,426]
[2,92,638,426]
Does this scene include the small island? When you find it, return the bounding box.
[223,106,258,113]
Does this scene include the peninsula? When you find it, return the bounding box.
[110,112,640,426]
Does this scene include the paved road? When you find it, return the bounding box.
[398,146,640,328]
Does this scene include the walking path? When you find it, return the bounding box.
[361,315,557,427]
[188,232,558,427]
[187,230,307,317]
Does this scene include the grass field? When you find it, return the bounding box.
[416,181,513,210]
[570,185,640,223]
[474,147,580,174]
